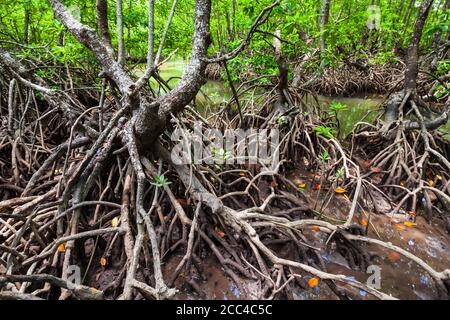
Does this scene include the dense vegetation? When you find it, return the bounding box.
[0,0,449,301]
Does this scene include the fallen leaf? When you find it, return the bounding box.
[407,211,417,217]
[214,226,225,238]
[100,256,107,267]
[308,277,319,288]
[400,181,405,187]
[360,218,368,227]
[271,181,278,188]
[176,198,188,206]
[335,187,347,194]
[111,217,119,228]
[403,221,416,227]
[437,175,443,181]
[313,183,321,190]
[298,183,306,190]
[239,172,246,177]
[428,179,434,186]
[57,243,66,253]
[311,225,321,232]
[343,194,351,202]
[394,223,405,230]
[388,251,401,262]
[371,167,382,173]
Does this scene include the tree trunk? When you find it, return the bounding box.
[320,0,331,53]
[23,1,30,45]
[404,0,434,92]
[96,0,113,52]
[116,0,125,64]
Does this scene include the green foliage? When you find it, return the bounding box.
[0,0,446,88]
[151,175,172,188]
[212,148,231,162]
[319,151,330,163]
[329,101,348,113]
[314,125,336,139]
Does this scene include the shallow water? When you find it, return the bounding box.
[137,59,449,137]
[134,60,450,300]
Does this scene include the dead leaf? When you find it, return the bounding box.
[403,221,416,227]
[394,223,405,230]
[214,226,225,238]
[111,217,119,228]
[298,183,306,190]
[308,277,319,288]
[176,198,188,206]
[57,243,66,253]
[100,256,107,267]
[313,183,321,190]
[388,251,401,262]
[360,218,368,227]
[335,187,347,194]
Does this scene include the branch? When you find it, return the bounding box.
[48,0,133,92]
[96,0,113,53]
[203,1,280,63]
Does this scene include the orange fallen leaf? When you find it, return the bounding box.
[214,226,225,238]
[335,187,347,194]
[311,225,321,232]
[313,183,321,190]
[400,181,405,187]
[360,218,368,227]
[408,211,417,217]
[371,167,382,173]
[239,172,246,177]
[308,277,319,288]
[394,223,405,230]
[57,243,66,253]
[176,198,188,206]
[403,221,416,227]
[100,256,107,267]
[271,181,278,188]
[388,251,401,262]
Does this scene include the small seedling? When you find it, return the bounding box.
[151,175,172,187]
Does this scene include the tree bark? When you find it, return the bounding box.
[96,0,113,53]
[116,0,125,65]
[404,0,434,92]
[134,0,212,149]
[320,0,331,53]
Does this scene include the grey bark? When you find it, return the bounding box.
[96,0,113,53]
[404,0,434,92]
[116,0,125,65]
[320,0,331,53]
